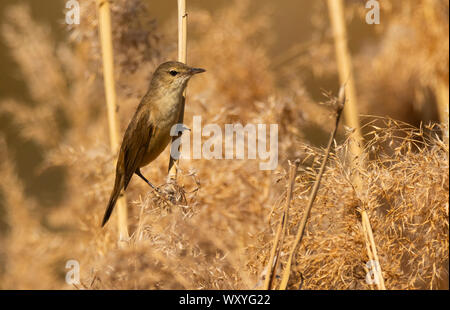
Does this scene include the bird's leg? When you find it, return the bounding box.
[135,169,177,207]
[135,169,158,191]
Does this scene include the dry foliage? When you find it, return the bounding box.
[0,0,448,289]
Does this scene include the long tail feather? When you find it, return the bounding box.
[101,173,123,227]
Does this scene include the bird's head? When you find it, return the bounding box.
[150,61,205,94]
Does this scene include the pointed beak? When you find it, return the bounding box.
[189,67,206,75]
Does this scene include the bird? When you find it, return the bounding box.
[101,61,205,227]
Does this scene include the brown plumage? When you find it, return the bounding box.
[102,61,205,227]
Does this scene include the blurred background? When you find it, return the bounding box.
[0,0,448,289]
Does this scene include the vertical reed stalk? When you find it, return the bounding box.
[424,4,449,144]
[362,211,386,290]
[168,0,188,182]
[327,0,385,289]
[262,210,284,290]
[327,0,363,156]
[178,0,187,64]
[263,160,300,290]
[434,78,449,144]
[96,0,129,241]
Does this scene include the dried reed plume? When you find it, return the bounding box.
[0,0,447,289]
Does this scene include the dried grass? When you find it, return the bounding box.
[0,0,448,289]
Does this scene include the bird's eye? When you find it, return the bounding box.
[169,70,178,76]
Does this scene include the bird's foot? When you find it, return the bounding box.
[147,181,188,216]
[160,181,186,205]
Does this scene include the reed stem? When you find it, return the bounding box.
[264,160,300,290]
[168,0,188,182]
[327,0,363,156]
[96,0,129,241]
[434,78,449,144]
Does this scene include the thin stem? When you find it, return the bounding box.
[168,0,188,182]
[96,0,129,241]
[264,160,300,290]
[327,0,363,156]
[278,87,346,290]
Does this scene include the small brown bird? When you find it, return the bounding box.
[102,61,205,227]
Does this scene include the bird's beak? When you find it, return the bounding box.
[189,67,206,75]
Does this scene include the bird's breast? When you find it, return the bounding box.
[140,96,182,167]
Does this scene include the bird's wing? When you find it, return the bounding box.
[102,107,152,227]
[118,107,153,190]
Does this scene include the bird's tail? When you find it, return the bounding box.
[101,173,124,227]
